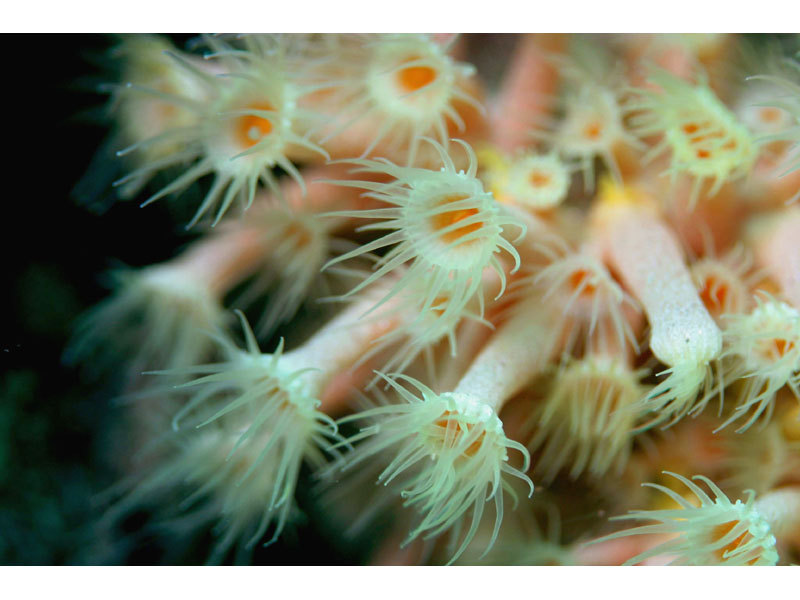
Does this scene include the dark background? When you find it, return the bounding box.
[2,34,363,565]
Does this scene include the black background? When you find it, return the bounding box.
[2,34,361,565]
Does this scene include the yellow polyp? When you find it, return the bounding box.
[476,145,509,175]
[431,194,484,244]
[593,177,659,227]
[597,177,645,208]
[235,103,274,149]
[476,145,512,202]
[629,69,758,202]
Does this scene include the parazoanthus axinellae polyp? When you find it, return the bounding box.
[74,34,800,565]
[110,36,211,199]
[116,35,329,227]
[67,222,271,375]
[336,291,562,563]
[130,285,409,550]
[532,40,641,190]
[479,147,571,211]
[594,472,800,566]
[68,172,367,378]
[745,68,800,178]
[310,34,485,166]
[593,179,723,428]
[549,83,633,189]
[322,139,525,353]
[529,353,650,483]
[107,424,316,564]
[735,47,797,142]
[719,294,800,431]
[626,69,759,206]
[335,374,533,565]
[720,418,800,496]
[237,206,336,338]
[534,243,641,355]
[689,244,756,325]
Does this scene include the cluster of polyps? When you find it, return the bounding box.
[74,34,800,565]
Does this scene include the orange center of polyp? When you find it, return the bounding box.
[683,122,712,151]
[569,269,597,297]
[433,411,484,457]
[683,123,700,135]
[397,56,437,93]
[711,520,757,564]
[152,82,179,122]
[431,295,449,316]
[699,276,729,312]
[760,107,782,124]
[583,122,602,140]
[772,338,795,358]
[529,170,552,188]
[756,334,795,363]
[431,194,483,244]
[682,121,738,157]
[285,222,312,248]
[235,103,274,149]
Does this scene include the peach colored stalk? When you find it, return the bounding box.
[251,163,383,214]
[280,285,403,404]
[624,36,695,89]
[594,182,721,425]
[751,207,800,307]
[171,225,271,298]
[452,293,562,411]
[598,192,720,370]
[755,486,800,544]
[490,34,564,154]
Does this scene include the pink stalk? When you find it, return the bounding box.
[599,200,721,373]
[756,486,800,544]
[751,207,800,307]
[594,190,721,425]
[490,34,564,154]
[452,293,562,412]
[169,224,271,298]
[280,286,404,403]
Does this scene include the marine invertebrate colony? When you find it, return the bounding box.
[73,34,800,565]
